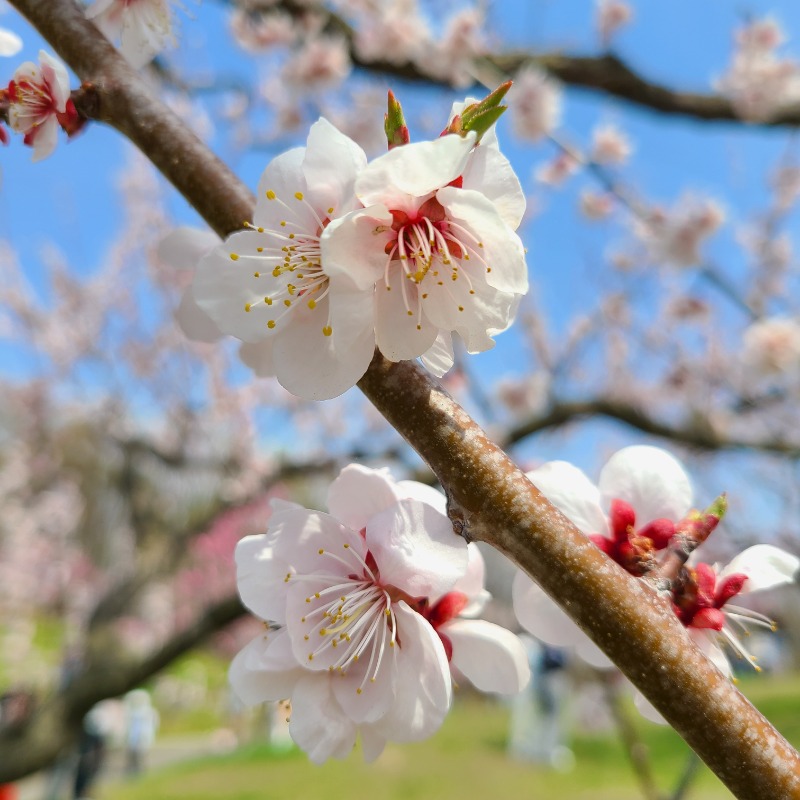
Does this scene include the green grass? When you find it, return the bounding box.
[101,672,800,800]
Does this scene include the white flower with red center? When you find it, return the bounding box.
[230,464,529,763]
[321,129,527,376]
[192,118,378,400]
[6,50,74,162]
[674,546,799,679]
[86,0,174,68]
[513,445,694,668]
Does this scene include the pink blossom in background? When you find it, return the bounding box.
[282,36,351,90]
[715,16,800,121]
[229,9,296,52]
[230,465,529,763]
[741,317,800,376]
[579,189,614,220]
[596,0,633,46]
[510,65,562,142]
[590,123,633,166]
[535,151,581,186]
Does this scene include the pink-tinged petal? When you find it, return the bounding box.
[366,498,467,598]
[332,625,397,723]
[228,630,304,706]
[599,445,693,524]
[420,331,455,377]
[461,145,526,230]
[358,727,387,763]
[38,50,70,112]
[157,226,219,270]
[0,29,23,57]
[30,116,59,162]
[254,147,307,228]
[238,339,275,378]
[302,117,367,213]
[689,628,733,679]
[271,293,374,400]
[394,480,447,515]
[526,461,608,536]
[719,544,799,593]
[442,619,530,694]
[235,533,289,624]
[270,508,366,574]
[174,289,223,343]
[437,186,528,295]
[446,543,487,611]
[327,464,403,533]
[86,0,125,38]
[119,0,173,68]
[356,132,476,207]
[375,265,440,361]
[512,572,613,669]
[633,691,666,725]
[321,205,394,290]
[289,674,357,763]
[373,602,451,742]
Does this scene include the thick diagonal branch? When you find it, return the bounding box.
[9,2,800,797]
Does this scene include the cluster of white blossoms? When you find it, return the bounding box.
[716,16,800,122]
[513,446,799,721]
[230,465,530,763]
[188,99,527,400]
[741,316,800,378]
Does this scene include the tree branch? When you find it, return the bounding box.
[10,1,800,796]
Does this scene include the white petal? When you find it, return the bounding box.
[38,51,70,113]
[332,624,397,723]
[598,446,693,524]
[302,117,367,213]
[327,464,402,532]
[393,480,447,515]
[443,619,530,694]
[157,226,219,270]
[690,628,733,679]
[238,339,275,377]
[229,630,303,706]
[373,602,451,742]
[437,186,528,295]
[512,572,612,669]
[271,292,375,400]
[420,331,455,377]
[289,674,357,763]
[633,691,666,725]
[446,543,486,610]
[269,508,366,575]
[235,533,289,624]
[30,117,60,162]
[118,0,172,68]
[526,461,607,535]
[359,727,387,762]
[461,145,525,230]
[366,498,467,598]
[375,265,440,361]
[356,133,476,207]
[254,147,307,228]
[0,29,22,57]
[720,544,799,593]
[174,289,223,343]
[321,205,393,291]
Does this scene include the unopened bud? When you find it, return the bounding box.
[384,90,409,150]
[442,80,512,143]
[675,493,727,548]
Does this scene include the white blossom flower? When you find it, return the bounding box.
[513,446,694,668]
[596,0,633,46]
[321,128,527,377]
[193,118,378,400]
[230,465,529,763]
[590,123,632,165]
[86,0,174,69]
[7,50,72,162]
